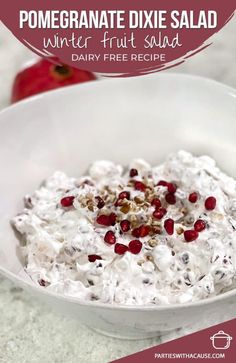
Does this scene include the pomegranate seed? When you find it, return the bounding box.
[165,193,176,205]
[151,198,161,209]
[96,213,117,226]
[139,225,150,237]
[104,230,116,244]
[167,183,177,194]
[205,196,216,210]
[97,215,111,226]
[153,208,167,220]
[157,180,168,187]
[194,219,206,232]
[130,168,138,177]
[129,240,143,254]
[60,196,75,207]
[114,243,129,255]
[189,192,198,203]
[109,213,117,226]
[38,279,47,287]
[88,254,102,262]
[95,196,105,209]
[120,219,131,232]
[164,218,174,235]
[184,230,199,242]
[114,199,123,207]
[132,227,141,238]
[132,225,150,238]
[134,181,146,192]
[118,191,130,200]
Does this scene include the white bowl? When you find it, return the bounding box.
[1,73,236,340]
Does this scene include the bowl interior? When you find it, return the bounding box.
[1,73,236,282]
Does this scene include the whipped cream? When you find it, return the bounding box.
[12,151,236,305]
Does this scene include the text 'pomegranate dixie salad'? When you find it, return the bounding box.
[12,151,236,305]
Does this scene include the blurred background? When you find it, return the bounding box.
[0,18,236,363]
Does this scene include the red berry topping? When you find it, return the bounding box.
[151,198,161,209]
[139,225,150,237]
[96,213,117,226]
[157,180,168,187]
[96,215,111,226]
[114,199,123,207]
[132,225,150,238]
[118,191,130,200]
[60,196,75,207]
[184,230,199,242]
[134,181,146,192]
[167,183,177,194]
[114,243,129,255]
[95,196,105,209]
[188,192,198,203]
[38,279,47,287]
[129,240,143,254]
[205,196,216,210]
[153,208,167,219]
[165,193,176,205]
[132,227,141,238]
[88,254,102,262]
[164,218,174,235]
[194,219,206,232]
[120,219,131,232]
[130,168,138,177]
[104,230,116,245]
[109,213,117,226]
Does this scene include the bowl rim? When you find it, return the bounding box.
[1,71,236,117]
[1,72,236,311]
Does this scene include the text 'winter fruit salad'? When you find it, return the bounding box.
[12,151,236,305]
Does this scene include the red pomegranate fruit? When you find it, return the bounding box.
[11,57,96,103]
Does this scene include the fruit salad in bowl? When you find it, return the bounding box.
[12,151,236,306]
[1,73,236,339]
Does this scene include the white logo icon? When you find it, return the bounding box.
[210,330,233,350]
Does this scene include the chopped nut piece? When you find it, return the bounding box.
[86,193,94,200]
[146,194,154,203]
[120,203,131,214]
[127,181,135,187]
[149,226,162,235]
[146,255,154,262]
[129,202,139,212]
[148,239,158,247]
[134,196,145,204]
[78,196,87,207]
[176,227,184,235]
[104,186,112,193]
[144,189,151,197]
[180,207,188,216]
[108,194,116,203]
[130,215,137,223]
[137,259,145,266]
[152,220,161,227]
[146,217,153,225]
[185,216,195,225]
[211,213,224,221]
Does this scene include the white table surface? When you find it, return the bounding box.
[0,19,236,363]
